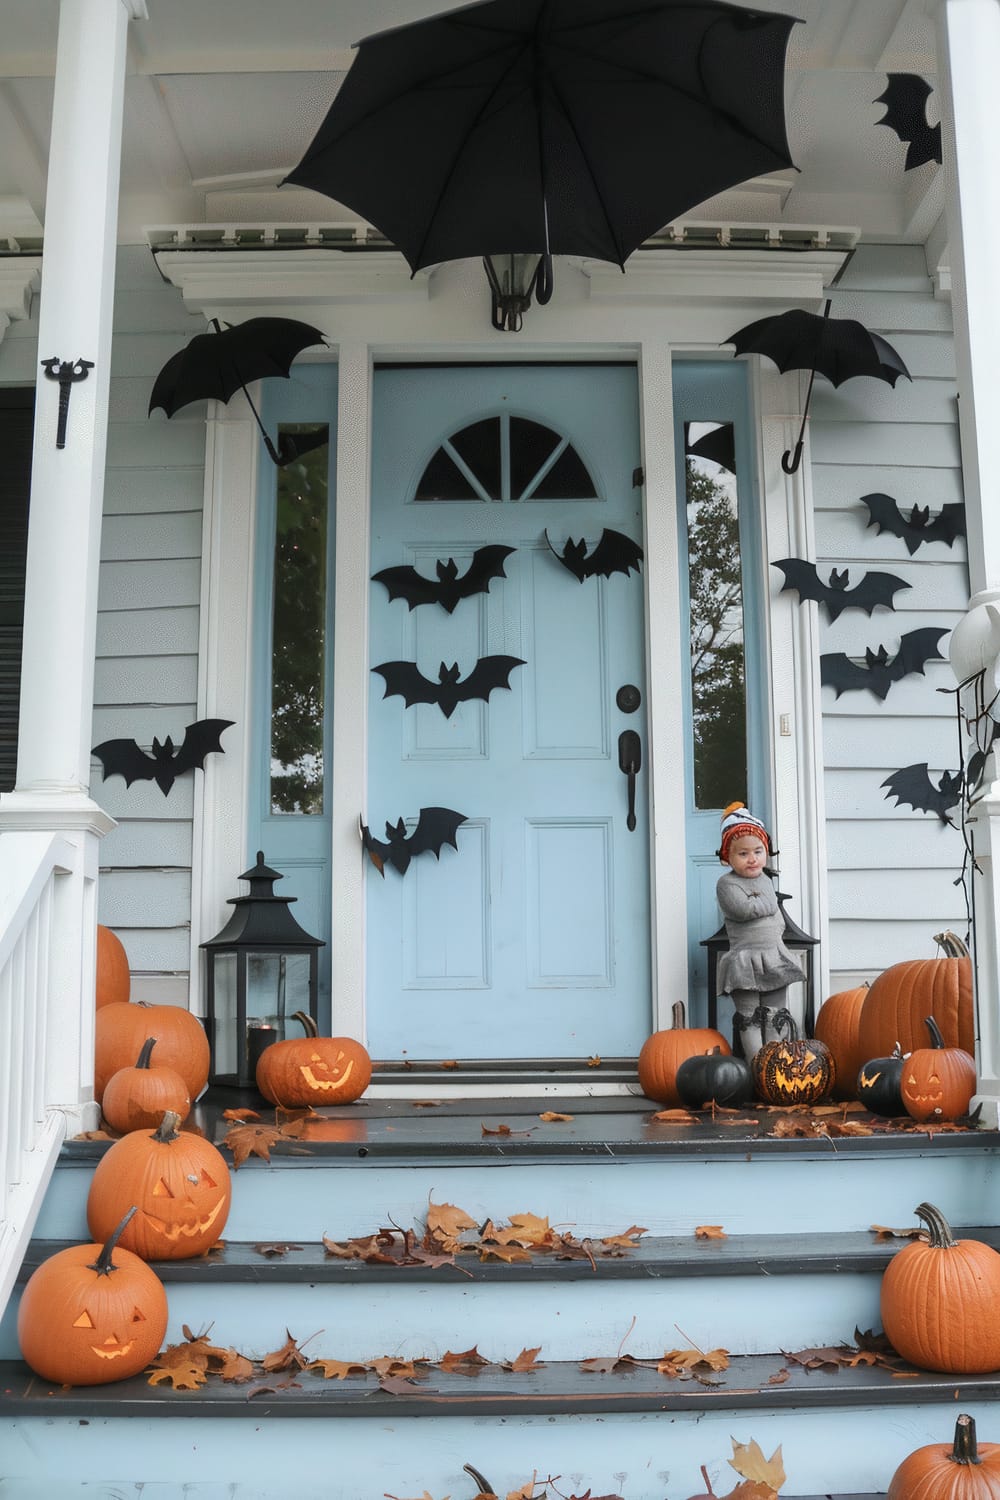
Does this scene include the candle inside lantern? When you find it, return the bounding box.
[246,1023,278,1078]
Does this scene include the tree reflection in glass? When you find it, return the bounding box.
[684,422,748,810]
[270,425,329,814]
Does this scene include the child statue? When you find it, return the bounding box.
[716,802,803,1064]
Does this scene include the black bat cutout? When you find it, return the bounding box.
[874,74,942,170]
[860,492,966,555]
[359,807,467,877]
[773,558,910,623]
[820,627,948,700]
[372,657,525,718]
[544,527,643,582]
[372,544,516,613]
[92,719,234,796]
[881,763,962,824]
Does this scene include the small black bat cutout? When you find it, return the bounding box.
[874,74,942,170]
[773,559,910,623]
[544,527,643,582]
[92,719,234,796]
[881,763,962,824]
[372,657,525,718]
[820,627,948,700]
[360,807,466,876]
[372,544,516,613]
[860,493,966,555]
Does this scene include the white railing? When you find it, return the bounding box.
[0,829,96,1313]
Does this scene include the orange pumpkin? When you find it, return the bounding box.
[637,1001,731,1108]
[87,1110,231,1261]
[95,1001,209,1104]
[858,931,974,1062]
[889,1415,1000,1500]
[96,925,130,1009]
[17,1207,167,1385]
[255,1011,372,1107]
[101,1038,191,1134]
[881,1202,1000,1373]
[900,1016,977,1123]
[814,983,868,1098]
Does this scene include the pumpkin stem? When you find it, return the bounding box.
[135,1037,157,1070]
[671,1000,687,1030]
[924,1016,945,1050]
[88,1205,138,1276]
[151,1109,183,1144]
[949,1414,982,1466]
[913,1201,957,1249]
[463,1465,495,1496]
[934,930,971,960]
[292,1010,319,1039]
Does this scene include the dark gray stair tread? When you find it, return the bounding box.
[17,1227,1000,1285]
[1,1353,997,1418]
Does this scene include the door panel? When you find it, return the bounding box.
[367,365,647,1062]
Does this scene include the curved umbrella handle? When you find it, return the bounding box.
[781,438,805,475]
[781,363,818,475]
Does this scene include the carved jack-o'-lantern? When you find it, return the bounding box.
[901,1015,977,1123]
[17,1208,168,1385]
[255,1011,372,1107]
[751,1019,835,1106]
[86,1111,232,1261]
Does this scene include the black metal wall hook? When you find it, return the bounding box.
[41,357,94,448]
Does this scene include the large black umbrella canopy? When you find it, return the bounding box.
[726,301,911,473]
[149,317,326,465]
[284,0,798,275]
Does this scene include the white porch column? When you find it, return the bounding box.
[0,0,146,1119]
[937,0,1000,1121]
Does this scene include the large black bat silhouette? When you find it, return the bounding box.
[773,559,910,623]
[874,75,942,170]
[372,657,525,718]
[360,807,466,877]
[372,545,516,613]
[544,527,643,582]
[881,763,962,824]
[860,492,966,555]
[820,628,948,700]
[92,719,234,796]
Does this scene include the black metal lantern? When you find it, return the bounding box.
[701,884,819,1038]
[201,851,325,1088]
[483,252,553,332]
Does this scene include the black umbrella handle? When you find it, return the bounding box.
[781,363,818,475]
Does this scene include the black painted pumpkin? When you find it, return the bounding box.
[676,1048,753,1109]
[856,1042,906,1116]
[751,1019,834,1106]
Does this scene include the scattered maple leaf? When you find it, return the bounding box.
[368,1356,431,1379]
[766,1367,790,1385]
[148,1360,206,1390]
[659,1346,730,1375]
[426,1198,479,1252]
[504,1346,543,1372]
[411,1099,442,1108]
[441,1345,490,1375]
[71,1128,118,1141]
[440,1059,459,1069]
[650,1108,699,1124]
[481,1121,535,1137]
[254,1242,302,1258]
[587,1055,602,1067]
[721,1482,781,1500]
[217,1351,254,1382]
[379,1373,433,1395]
[309,1358,368,1380]
[598,1225,647,1252]
[222,1107,261,1122]
[729,1437,785,1492]
[891,1369,921,1377]
[870,1224,928,1242]
[822,1120,874,1137]
[695,1225,727,1240]
[490,1212,553,1248]
[223,1122,288,1167]
[261,1330,316,1373]
[538,1111,574,1122]
[782,1344,847,1371]
[479,1241,532,1264]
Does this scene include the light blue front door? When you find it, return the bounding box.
[367,365,649,1062]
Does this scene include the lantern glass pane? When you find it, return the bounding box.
[246,952,312,1036]
[212,952,239,1077]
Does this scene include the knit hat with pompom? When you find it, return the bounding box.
[718,802,770,864]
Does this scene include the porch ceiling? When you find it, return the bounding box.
[1,0,942,251]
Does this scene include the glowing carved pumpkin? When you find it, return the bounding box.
[17,1207,168,1385]
[900,1015,977,1123]
[751,1019,835,1106]
[255,1011,372,1107]
[87,1110,231,1261]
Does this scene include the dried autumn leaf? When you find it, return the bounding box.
[870,1224,928,1242]
[71,1128,118,1141]
[650,1108,699,1124]
[222,1107,261,1122]
[782,1345,847,1371]
[481,1121,534,1137]
[720,1481,780,1500]
[223,1122,288,1167]
[379,1373,432,1395]
[695,1225,727,1240]
[411,1099,442,1108]
[261,1330,316,1373]
[217,1351,255,1382]
[440,1059,459,1069]
[440,1345,490,1374]
[478,1241,532,1264]
[598,1225,647,1253]
[368,1356,430,1379]
[660,1346,729,1373]
[504,1346,543,1372]
[254,1242,302,1258]
[148,1360,206,1390]
[491,1212,553,1247]
[580,1353,630,1374]
[538,1111,574,1122]
[729,1437,785,1492]
[426,1198,479,1251]
[310,1358,369,1380]
[766,1367,790,1385]
[587,1055,602,1067]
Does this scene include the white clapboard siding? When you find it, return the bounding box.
[816,245,970,989]
[94,246,208,982]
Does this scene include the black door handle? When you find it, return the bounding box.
[618,729,641,832]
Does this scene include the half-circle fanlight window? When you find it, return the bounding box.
[414,413,598,502]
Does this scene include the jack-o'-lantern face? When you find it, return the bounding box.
[256,1032,373,1107]
[71,1302,149,1364]
[300,1049,354,1093]
[752,1035,835,1106]
[140,1166,229,1247]
[905,1067,943,1110]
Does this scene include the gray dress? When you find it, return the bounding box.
[715,870,804,997]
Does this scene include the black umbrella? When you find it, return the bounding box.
[149,317,326,466]
[284,0,798,296]
[725,300,911,474]
[685,422,736,474]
